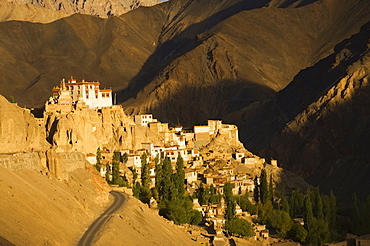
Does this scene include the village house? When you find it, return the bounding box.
[134,114,155,127]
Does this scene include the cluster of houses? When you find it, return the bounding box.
[97,114,277,196]
[46,77,280,241]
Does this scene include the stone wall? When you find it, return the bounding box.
[46,150,87,179]
[0,152,46,172]
[0,150,87,180]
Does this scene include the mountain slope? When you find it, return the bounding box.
[120,0,370,126]
[0,0,160,22]
[0,0,369,125]
[238,22,370,202]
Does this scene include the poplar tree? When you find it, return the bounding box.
[141,152,150,189]
[105,164,110,183]
[95,147,102,172]
[160,156,173,201]
[304,194,313,232]
[269,174,274,202]
[224,182,236,221]
[174,154,185,198]
[260,169,268,204]
[112,150,120,184]
[253,176,259,203]
[154,155,162,193]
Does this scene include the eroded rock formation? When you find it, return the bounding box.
[44,105,163,154]
[0,95,49,153]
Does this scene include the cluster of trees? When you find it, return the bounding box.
[223,182,255,237]
[351,194,370,235]
[133,154,202,225]
[96,148,128,187]
[238,169,339,245]
[197,183,222,205]
[98,149,369,245]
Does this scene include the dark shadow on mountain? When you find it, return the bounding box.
[119,0,274,103]
[236,21,370,204]
[278,0,318,8]
[125,79,276,128]
[239,21,370,153]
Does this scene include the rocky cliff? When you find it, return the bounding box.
[238,22,370,202]
[45,105,163,154]
[0,0,160,22]
[0,95,49,153]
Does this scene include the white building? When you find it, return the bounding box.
[134,114,154,127]
[126,155,141,168]
[52,78,112,109]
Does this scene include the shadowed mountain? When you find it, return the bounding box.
[120,0,370,126]
[0,0,160,22]
[0,0,369,118]
[236,22,370,203]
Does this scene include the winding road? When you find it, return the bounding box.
[77,190,126,246]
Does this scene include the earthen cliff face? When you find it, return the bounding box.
[44,105,163,154]
[0,95,49,153]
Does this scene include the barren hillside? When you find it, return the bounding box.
[94,196,198,246]
[237,22,370,202]
[0,0,368,127]
[0,164,110,246]
[0,0,160,22]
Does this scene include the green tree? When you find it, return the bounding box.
[95,147,102,172]
[253,177,259,203]
[269,174,274,202]
[267,209,293,237]
[111,151,121,184]
[224,182,236,221]
[257,200,274,223]
[260,169,268,204]
[131,167,138,186]
[312,187,324,220]
[209,184,220,204]
[225,218,254,237]
[133,181,141,198]
[160,156,173,201]
[289,223,308,243]
[122,152,128,163]
[174,154,185,199]
[105,164,110,183]
[237,195,256,214]
[190,210,203,225]
[154,156,162,192]
[8,95,15,103]
[351,193,362,235]
[141,152,150,189]
[279,183,289,213]
[303,194,314,232]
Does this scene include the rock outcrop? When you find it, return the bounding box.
[0,95,49,153]
[0,0,160,22]
[45,105,163,154]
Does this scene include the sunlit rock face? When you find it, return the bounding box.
[0,95,49,153]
